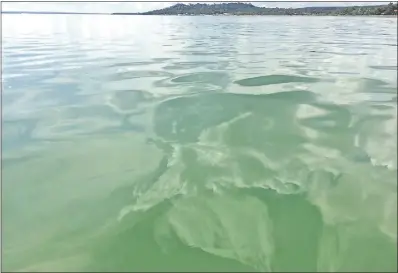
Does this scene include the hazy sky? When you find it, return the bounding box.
[2,1,390,13]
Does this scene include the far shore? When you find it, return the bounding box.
[2,11,397,18]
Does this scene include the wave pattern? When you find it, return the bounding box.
[2,14,397,272]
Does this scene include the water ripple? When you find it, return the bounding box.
[2,14,397,272]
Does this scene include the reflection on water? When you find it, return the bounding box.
[2,14,397,272]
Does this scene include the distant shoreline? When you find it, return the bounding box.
[3,12,396,18]
[136,2,398,16]
[113,14,398,17]
[2,13,397,18]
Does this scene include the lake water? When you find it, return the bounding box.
[2,14,397,272]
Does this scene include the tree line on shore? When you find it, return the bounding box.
[113,2,398,16]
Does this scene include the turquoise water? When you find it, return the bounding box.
[2,14,397,272]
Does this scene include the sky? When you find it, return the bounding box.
[2,1,391,13]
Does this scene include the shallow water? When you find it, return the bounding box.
[2,14,397,272]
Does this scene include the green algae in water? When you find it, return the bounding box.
[2,14,397,272]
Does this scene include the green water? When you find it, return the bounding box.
[2,14,397,272]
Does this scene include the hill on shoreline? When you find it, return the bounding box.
[114,2,398,16]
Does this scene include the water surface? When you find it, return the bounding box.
[2,14,397,272]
